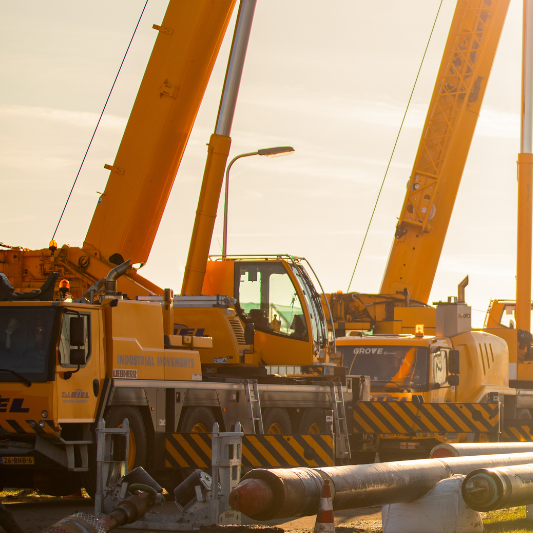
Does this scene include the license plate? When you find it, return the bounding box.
[0,456,34,465]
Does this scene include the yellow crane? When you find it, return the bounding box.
[328,0,511,336]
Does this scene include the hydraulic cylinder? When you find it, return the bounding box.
[229,453,533,520]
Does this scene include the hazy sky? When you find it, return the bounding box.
[0,0,526,326]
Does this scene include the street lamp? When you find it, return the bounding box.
[222,146,295,258]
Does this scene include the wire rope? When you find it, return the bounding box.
[51,0,149,242]
[347,0,445,292]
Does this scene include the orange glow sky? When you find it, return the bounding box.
[0,1,525,326]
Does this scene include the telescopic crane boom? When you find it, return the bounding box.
[0,0,237,300]
[380,0,509,303]
[327,0,511,335]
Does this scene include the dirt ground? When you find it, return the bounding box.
[0,492,382,533]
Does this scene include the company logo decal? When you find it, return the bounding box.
[0,397,30,413]
[352,347,384,355]
[117,354,195,368]
[113,369,138,379]
[62,389,89,403]
[173,326,207,337]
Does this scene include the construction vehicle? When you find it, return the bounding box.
[324,0,533,460]
[0,0,355,496]
[0,259,359,495]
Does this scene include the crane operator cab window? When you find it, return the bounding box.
[498,303,533,329]
[235,262,309,341]
[59,312,91,368]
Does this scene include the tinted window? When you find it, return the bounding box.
[339,344,429,390]
[0,306,59,382]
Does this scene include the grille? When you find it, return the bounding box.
[229,318,246,345]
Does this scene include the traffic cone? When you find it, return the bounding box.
[314,479,334,533]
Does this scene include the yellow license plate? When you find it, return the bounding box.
[1,456,34,465]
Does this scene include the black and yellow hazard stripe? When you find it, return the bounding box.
[241,435,334,468]
[352,401,500,435]
[503,422,533,442]
[164,433,334,469]
[0,419,61,438]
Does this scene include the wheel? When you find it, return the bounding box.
[516,409,532,420]
[350,451,376,465]
[262,408,292,434]
[179,407,217,433]
[298,408,328,434]
[105,406,150,472]
[34,472,82,496]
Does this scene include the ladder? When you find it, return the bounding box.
[244,379,264,434]
[329,381,351,460]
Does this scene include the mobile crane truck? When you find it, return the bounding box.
[0,0,355,496]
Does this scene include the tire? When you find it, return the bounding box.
[298,408,328,434]
[350,451,377,465]
[179,407,217,433]
[105,406,150,472]
[34,472,82,496]
[516,409,532,420]
[262,408,292,434]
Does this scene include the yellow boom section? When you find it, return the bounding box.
[380,0,510,303]
[84,0,237,267]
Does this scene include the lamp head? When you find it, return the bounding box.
[257,146,295,157]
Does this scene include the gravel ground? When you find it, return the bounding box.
[0,491,382,533]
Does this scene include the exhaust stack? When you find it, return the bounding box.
[105,259,131,296]
[457,276,469,303]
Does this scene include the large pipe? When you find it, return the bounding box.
[431,442,533,459]
[229,453,533,520]
[462,464,533,512]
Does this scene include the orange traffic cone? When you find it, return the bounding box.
[314,479,334,533]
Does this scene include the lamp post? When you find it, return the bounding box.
[222,146,295,258]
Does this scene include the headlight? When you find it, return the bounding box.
[41,410,48,419]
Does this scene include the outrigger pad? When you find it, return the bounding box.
[0,272,58,301]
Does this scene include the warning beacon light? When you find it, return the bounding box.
[415,324,424,337]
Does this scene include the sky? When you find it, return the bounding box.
[0,0,526,326]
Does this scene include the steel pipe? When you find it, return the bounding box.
[462,463,533,511]
[229,453,533,520]
[431,442,533,458]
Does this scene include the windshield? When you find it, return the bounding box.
[0,306,59,382]
[498,303,533,329]
[290,263,328,349]
[235,262,308,341]
[339,344,429,390]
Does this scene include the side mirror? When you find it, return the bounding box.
[70,348,88,366]
[70,317,86,346]
[449,349,460,374]
[244,322,255,345]
[447,374,460,386]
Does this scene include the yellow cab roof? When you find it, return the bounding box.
[336,335,432,347]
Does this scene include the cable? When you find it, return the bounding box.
[347,0,445,292]
[51,0,149,242]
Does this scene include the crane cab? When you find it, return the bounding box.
[200,255,331,369]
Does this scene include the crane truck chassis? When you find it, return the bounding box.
[0,263,366,495]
